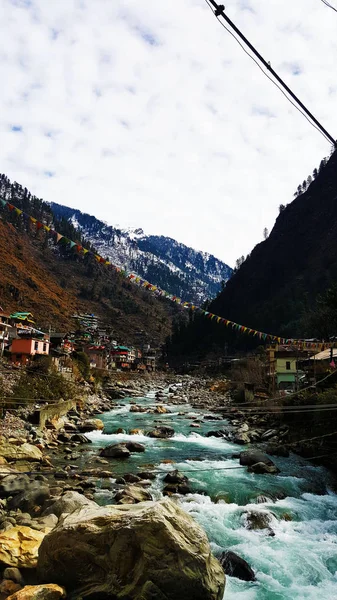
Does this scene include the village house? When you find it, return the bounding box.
[266,344,311,392]
[86,345,115,370]
[10,328,50,366]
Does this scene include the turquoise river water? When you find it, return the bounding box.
[83,391,337,600]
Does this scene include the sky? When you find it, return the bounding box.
[1,0,336,267]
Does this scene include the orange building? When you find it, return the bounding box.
[10,337,50,365]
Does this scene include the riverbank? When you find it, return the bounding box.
[0,374,336,598]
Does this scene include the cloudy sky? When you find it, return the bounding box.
[1,0,336,267]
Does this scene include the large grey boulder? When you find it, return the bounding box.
[239,450,274,467]
[37,499,225,600]
[42,491,98,518]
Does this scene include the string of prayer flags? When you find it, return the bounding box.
[0,195,333,349]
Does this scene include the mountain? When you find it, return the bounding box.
[0,174,178,346]
[49,202,232,304]
[166,148,337,359]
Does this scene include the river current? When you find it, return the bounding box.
[84,391,337,600]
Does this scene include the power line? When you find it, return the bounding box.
[321,0,337,13]
[204,0,336,146]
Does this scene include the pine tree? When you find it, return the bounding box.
[313,168,318,179]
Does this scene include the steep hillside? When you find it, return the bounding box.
[50,202,232,303]
[166,149,337,360]
[210,148,337,338]
[0,176,178,345]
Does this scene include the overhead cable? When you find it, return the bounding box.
[204,0,336,146]
[321,0,337,13]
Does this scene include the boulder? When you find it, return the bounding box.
[138,471,156,481]
[42,491,98,518]
[125,442,145,453]
[129,429,144,435]
[147,426,175,439]
[0,579,22,597]
[261,429,279,441]
[239,450,274,467]
[163,470,188,485]
[114,485,153,504]
[265,444,290,457]
[78,419,104,433]
[70,434,91,444]
[244,511,274,533]
[0,526,50,568]
[7,483,51,515]
[3,567,25,585]
[219,550,256,582]
[205,431,225,438]
[0,443,43,463]
[130,405,146,413]
[116,473,141,484]
[233,433,250,445]
[37,499,225,600]
[6,584,66,599]
[163,484,191,496]
[100,444,131,459]
[248,462,280,475]
[154,406,168,414]
[0,475,30,498]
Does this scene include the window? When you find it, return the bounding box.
[286,361,291,370]
[34,341,39,351]
[43,343,47,352]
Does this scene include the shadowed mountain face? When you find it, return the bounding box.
[50,202,232,304]
[210,149,337,337]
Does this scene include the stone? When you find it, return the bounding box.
[125,442,145,453]
[248,462,280,475]
[163,484,191,496]
[42,491,98,518]
[265,444,290,458]
[3,568,25,585]
[138,471,156,480]
[130,405,147,413]
[261,429,279,441]
[147,426,175,439]
[239,450,274,467]
[129,429,144,435]
[114,485,153,504]
[6,584,66,599]
[0,475,30,498]
[0,443,43,463]
[32,514,59,530]
[0,579,22,597]
[70,434,91,444]
[244,511,273,532]
[219,550,256,582]
[78,419,104,433]
[163,470,188,485]
[37,499,225,600]
[0,456,8,465]
[154,406,168,414]
[205,431,225,438]
[100,444,131,459]
[116,473,141,484]
[115,428,126,434]
[8,483,51,515]
[233,433,250,444]
[0,526,50,568]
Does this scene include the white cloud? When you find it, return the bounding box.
[0,0,336,267]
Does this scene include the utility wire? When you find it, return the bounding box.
[321,0,337,13]
[204,0,336,146]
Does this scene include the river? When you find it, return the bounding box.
[84,390,337,600]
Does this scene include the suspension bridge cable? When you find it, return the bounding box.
[204,0,336,146]
[321,0,337,13]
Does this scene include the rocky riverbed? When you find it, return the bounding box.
[0,375,336,599]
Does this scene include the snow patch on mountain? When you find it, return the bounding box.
[50,202,232,303]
